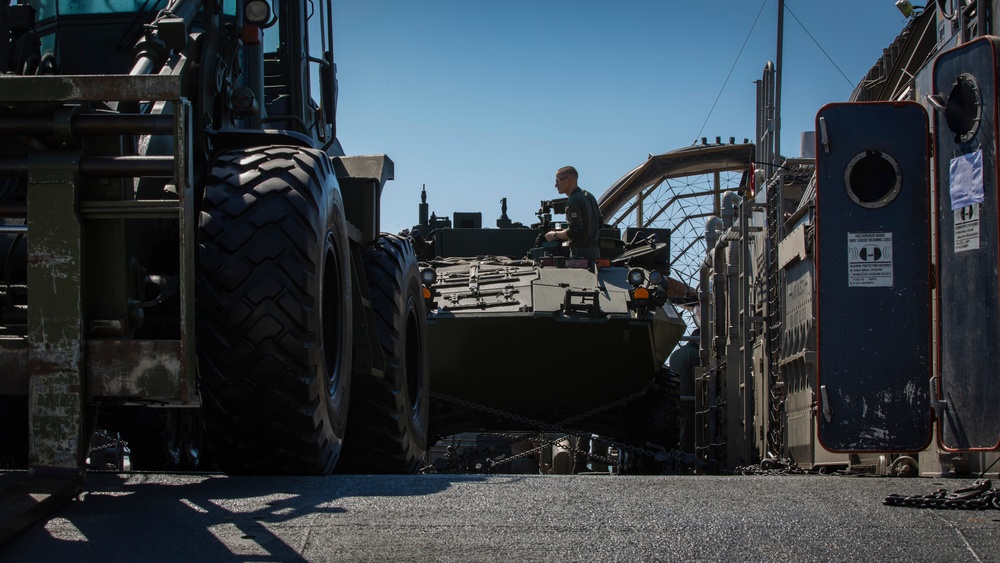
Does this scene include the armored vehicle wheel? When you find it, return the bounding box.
[196,146,352,475]
[338,234,429,473]
[618,369,680,475]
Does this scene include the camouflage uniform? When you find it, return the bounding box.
[565,187,601,259]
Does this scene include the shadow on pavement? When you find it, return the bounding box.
[0,471,483,561]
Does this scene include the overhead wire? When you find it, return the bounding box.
[694,0,769,143]
[696,0,862,143]
[783,2,855,88]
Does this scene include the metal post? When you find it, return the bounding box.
[713,172,721,217]
[26,151,85,472]
[176,100,196,404]
[775,0,784,166]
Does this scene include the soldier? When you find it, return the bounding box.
[544,166,601,259]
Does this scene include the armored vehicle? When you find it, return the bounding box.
[0,0,429,492]
[411,189,688,472]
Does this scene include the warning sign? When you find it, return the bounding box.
[954,204,980,253]
[847,232,893,287]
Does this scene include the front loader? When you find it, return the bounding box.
[0,0,428,536]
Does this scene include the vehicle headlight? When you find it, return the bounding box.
[420,268,437,286]
[245,0,271,24]
[627,268,645,288]
[648,270,664,286]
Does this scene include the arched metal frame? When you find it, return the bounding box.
[598,143,754,307]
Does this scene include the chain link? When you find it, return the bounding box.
[87,431,128,472]
[884,479,1000,510]
[89,432,129,455]
[734,458,811,476]
[428,383,681,472]
[482,432,619,471]
[430,379,653,433]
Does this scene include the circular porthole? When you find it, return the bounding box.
[844,149,902,209]
[945,73,981,144]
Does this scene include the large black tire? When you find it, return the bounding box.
[196,145,352,475]
[338,235,429,473]
[618,368,681,475]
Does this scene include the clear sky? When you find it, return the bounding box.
[332,1,915,236]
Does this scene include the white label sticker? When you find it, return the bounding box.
[949,149,985,210]
[848,232,893,287]
[954,204,980,253]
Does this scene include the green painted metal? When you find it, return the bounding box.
[0,73,192,476]
[0,339,190,400]
[0,75,182,102]
[86,340,184,399]
[175,100,195,405]
[425,257,687,438]
[429,313,680,412]
[26,151,85,471]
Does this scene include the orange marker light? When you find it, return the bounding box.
[633,287,649,300]
[422,287,431,299]
[241,24,262,45]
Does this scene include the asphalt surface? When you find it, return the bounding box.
[1,471,999,562]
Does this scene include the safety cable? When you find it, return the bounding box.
[696,0,862,142]
[694,0,769,143]
[783,2,856,88]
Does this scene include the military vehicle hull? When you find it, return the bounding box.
[422,257,685,443]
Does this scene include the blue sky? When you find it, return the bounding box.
[332,1,915,235]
